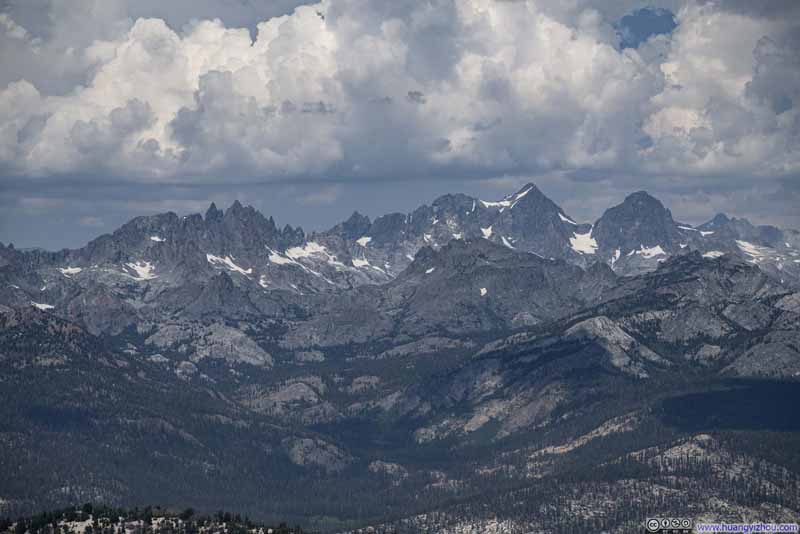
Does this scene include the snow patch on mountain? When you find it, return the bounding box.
[559,213,578,225]
[206,254,252,276]
[356,236,371,247]
[501,236,515,249]
[480,287,488,297]
[570,230,598,254]
[149,236,165,242]
[425,267,436,274]
[703,251,725,258]
[266,245,338,284]
[480,200,508,209]
[736,240,768,261]
[287,242,326,259]
[286,242,346,269]
[60,267,82,276]
[479,186,533,212]
[700,231,715,236]
[611,249,621,267]
[481,226,493,238]
[31,301,55,311]
[352,258,370,268]
[126,261,157,281]
[267,248,294,265]
[636,245,666,259]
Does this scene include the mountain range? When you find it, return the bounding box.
[1,183,799,532]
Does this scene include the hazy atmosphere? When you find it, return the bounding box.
[1,0,799,249]
[3,2,800,532]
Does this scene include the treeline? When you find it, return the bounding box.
[0,504,311,534]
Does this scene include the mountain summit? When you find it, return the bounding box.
[1,182,799,530]
[593,190,680,254]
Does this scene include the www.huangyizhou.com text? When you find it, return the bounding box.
[696,523,800,533]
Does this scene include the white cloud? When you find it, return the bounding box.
[0,0,797,195]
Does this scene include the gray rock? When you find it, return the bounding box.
[283,438,352,473]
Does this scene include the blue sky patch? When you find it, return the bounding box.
[617,7,678,49]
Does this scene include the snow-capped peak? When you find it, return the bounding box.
[479,185,535,212]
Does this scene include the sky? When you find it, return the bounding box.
[0,0,798,250]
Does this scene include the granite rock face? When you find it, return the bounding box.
[2,184,800,526]
[283,437,352,473]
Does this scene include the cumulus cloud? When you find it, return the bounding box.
[640,3,800,178]
[0,0,798,205]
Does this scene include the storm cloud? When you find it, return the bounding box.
[0,0,798,248]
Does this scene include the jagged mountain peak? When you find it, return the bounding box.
[225,199,247,216]
[510,182,550,203]
[592,189,679,255]
[606,190,673,220]
[624,189,662,204]
[432,192,475,206]
[477,182,549,209]
[346,210,371,225]
[205,201,223,222]
[512,181,546,199]
[328,210,372,240]
[222,200,269,227]
[109,211,180,240]
[703,213,731,227]
[516,181,539,192]
[695,213,788,249]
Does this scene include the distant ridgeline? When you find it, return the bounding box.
[2,182,800,530]
[0,505,309,534]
